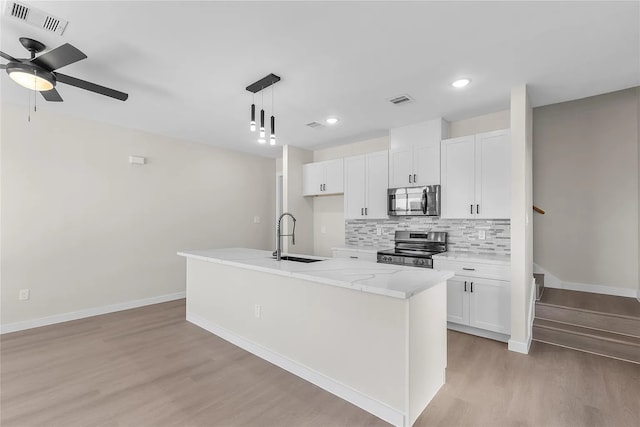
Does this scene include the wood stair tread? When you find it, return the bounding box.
[538,288,640,320]
[533,318,640,346]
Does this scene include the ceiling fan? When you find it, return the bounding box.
[0,37,128,102]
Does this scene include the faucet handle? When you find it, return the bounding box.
[272,250,277,257]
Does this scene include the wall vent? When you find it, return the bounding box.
[387,94,415,105]
[306,121,324,129]
[4,1,68,36]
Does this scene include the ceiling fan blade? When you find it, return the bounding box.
[55,72,128,101]
[40,88,63,102]
[0,64,6,69]
[1,51,18,62]
[31,43,87,71]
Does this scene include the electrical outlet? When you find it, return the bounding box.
[478,230,486,240]
[19,289,30,300]
[376,227,382,236]
[254,304,261,318]
[321,226,327,234]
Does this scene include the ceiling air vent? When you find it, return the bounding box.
[306,121,324,129]
[4,1,68,36]
[387,94,415,106]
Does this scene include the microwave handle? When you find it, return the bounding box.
[421,189,427,214]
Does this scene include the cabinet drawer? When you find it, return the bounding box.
[434,259,509,281]
[332,249,377,263]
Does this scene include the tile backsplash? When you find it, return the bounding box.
[346,217,510,255]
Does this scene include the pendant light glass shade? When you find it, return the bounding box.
[260,109,265,138]
[270,115,276,145]
[250,104,256,132]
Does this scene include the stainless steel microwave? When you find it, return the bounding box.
[388,185,441,216]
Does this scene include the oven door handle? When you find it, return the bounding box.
[421,189,427,214]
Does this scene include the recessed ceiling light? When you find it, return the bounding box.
[451,78,471,88]
[326,117,339,125]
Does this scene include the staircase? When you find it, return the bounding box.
[533,287,640,364]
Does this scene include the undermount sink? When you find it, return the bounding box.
[273,255,324,263]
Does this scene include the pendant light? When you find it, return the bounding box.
[245,73,281,146]
[250,94,256,132]
[270,85,276,145]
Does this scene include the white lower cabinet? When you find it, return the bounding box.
[435,256,511,339]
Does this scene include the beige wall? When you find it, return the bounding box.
[1,105,275,326]
[510,84,534,352]
[449,110,510,138]
[533,88,639,293]
[312,137,389,256]
[282,145,314,255]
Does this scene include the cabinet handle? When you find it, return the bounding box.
[365,207,368,215]
[464,281,467,292]
[324,184,327,191]
[471,282,474,293]
[413,174,417,183]
[320,184,323,192]
[470,204,473,214]
[409,174,412,184]
[361,208,364,216]
[476,204,479,214]
[350,256,359,259]
[462,267,475,271]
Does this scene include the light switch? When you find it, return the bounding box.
[478,230,486,240]
[253,216,261,224]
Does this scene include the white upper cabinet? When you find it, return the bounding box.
[302,158,344,196]
[389,118,448,188]
[441,129,510,219]
[344,151,388,219]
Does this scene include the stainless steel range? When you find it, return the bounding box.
[377,231,447,268]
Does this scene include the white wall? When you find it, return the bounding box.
[1,105,275,327]
[312,137,389,256]
[282,145,314,255]
[509,85,534,353]
[449,110,510,138]
[533,88,639,296]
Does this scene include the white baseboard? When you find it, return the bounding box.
[446,323,509,343]
[508,338,531,354]
[187,312,405,427]
[1,292,186,334]
[534,263,636,298]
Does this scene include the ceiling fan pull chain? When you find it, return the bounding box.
[28,91,31,122]
[33,71,37,112]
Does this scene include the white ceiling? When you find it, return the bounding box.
[1,1,638,158]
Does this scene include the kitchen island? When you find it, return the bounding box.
[178,248,453,427]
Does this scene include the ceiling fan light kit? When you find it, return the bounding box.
[246,73,280,146]
[6,62,55,91]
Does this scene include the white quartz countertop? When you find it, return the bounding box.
[178,248,453,299]
[432,251,511,266]
[330,245,392,254]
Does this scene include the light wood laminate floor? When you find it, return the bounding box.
[2,299,639,427]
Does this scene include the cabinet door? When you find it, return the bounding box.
[302,162,324,196]
[388,148,413,188]
[469,277,511,334]
[365,151,389,219]
[447,277,470,325]
[413,141,440,186]
[344,155,366,219]
[323,158,344,194]
[441,136,476,218]
[475,130,510,219]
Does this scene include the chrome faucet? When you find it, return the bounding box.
[273,212,296,261]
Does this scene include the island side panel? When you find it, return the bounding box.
[185,258,408,413]
[407,281,447,426]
